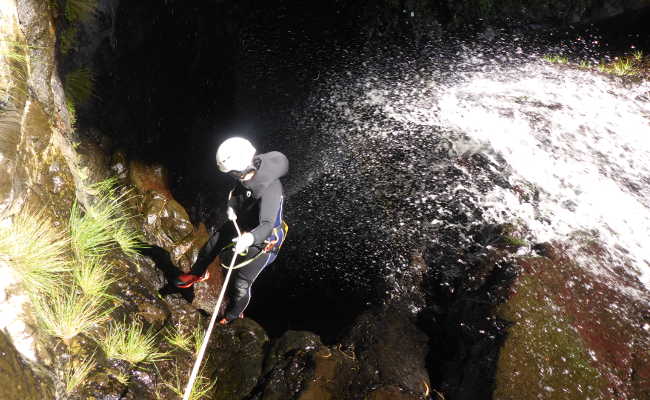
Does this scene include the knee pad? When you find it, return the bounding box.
[233,279,251,297]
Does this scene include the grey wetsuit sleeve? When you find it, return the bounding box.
[250,180,284,245]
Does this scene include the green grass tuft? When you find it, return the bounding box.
[98,318,168,365]
[70,200,116,260]
[64,67,95,107]
[113,220,146,257]
[163,364,216,400]
[73,256,118,298]
[63,355,96,394]
[164,325,192,353]
[0,208,71,292]
[66,96,77,126]
[0,41,29,107]
[544,50,649,79]
[503,235,527,248]
[64,0,98,23]
[609,57,635,76]
[90,178,146,256]
[70,178,146,260]
[60,25,79,55]
[543,54,568,64]
[114,371,130,385]
[192,323,206,356]
[33,288,112,340]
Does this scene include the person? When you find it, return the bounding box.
[174,137,289,325]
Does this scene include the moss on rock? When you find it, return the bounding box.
[495,238,650,399]
[495,269,606,399]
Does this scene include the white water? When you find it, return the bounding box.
[366,59,650,294]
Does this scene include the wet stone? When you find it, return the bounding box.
[365,385,426,400]
[0,330,53,399]
[256,330,358,400]
[192,255,227,314]
[208,318,269,400]
[343,306,431,396]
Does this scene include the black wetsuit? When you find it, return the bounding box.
[190,151,288,319]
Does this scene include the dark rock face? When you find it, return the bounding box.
[251,312,431,400]
[343,306,431,398]
[208,318,269,400]
[0,331,53,400]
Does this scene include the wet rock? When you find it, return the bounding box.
[0,330,53,399]
[141,189,194,247]
[366,385,425,400]
[191,255,227,314]
[129,160,173,199]
[254,330,357,400]
[208,318,269,400]
[128,160,210,271]
[494,240,650,399]
[343,306,431,398]
[110,256,171,329]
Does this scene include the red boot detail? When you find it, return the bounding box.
[174,270,210,288]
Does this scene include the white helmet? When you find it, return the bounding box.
[216,137,256,175]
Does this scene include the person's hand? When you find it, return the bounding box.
[227,207,237,221]
[233,232,254,254]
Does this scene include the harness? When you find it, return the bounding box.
[219,221,288,270]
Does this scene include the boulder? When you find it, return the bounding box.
[343,306,431,399]
[494,239,650,399]
[255,330,358,400]
[208,318,269,400]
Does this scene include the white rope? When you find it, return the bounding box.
[182,219,242,400]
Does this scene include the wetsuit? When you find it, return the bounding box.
[190,151,289,320]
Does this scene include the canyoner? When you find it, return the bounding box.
[175,137,289,324]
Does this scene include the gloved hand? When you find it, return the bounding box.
[227,206,237,221]
[233,232,254,254]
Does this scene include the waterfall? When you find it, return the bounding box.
[292,43,650,305]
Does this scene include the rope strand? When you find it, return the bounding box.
[182,219,242,400]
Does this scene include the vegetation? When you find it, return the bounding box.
[1,176,146,346]
[64,67,94,107]
[70,178,145,260]
[544,50,650,79]
[98,318,168,365]
[73,256,118,298]
[64,355,96,394]
[163,364,216,400]
[495,271,606,399]
[0,40,29,107]
[542,54,568,64]
[33,288,112,340]
[191,322,206,355]
[0,208,70,292]
[164,325,193,353]
[70,200,116,260]
[66,96,77,126]
[64,0,99,23]
[114,371,130,385]
[597,56,635,76]
[502,235,527,249]
[59,26,79,55]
